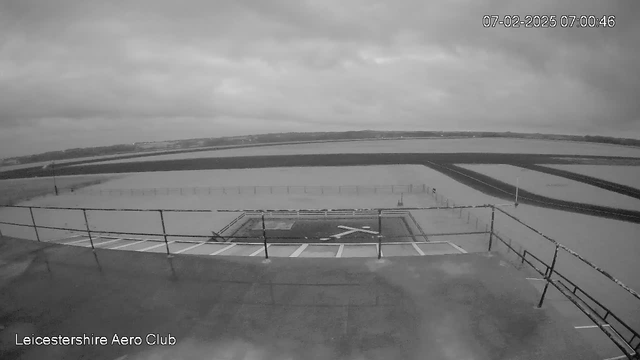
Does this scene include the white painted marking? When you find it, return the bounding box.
[337,225,379,235]
[526,278,545,281]
[174,242,206,254]
[111,240,147,250]
[411,242,425,256]
[603,355,629,360]
[250,245,269,257]
[290,244,308,258]
[575,324,611,329]
[336,244,345,258]
[575,325,599,329]
[94,238,124,247]
[319,238,331,241]
[139,242,173,252]
[447,242,468,254]
[362,226,371,229]
[65,238,92,245]
[210,243,236,256]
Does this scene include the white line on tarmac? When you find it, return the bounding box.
[574,324,611,329]
[210,243,236,256]
[526,278,545,281]
[336,244,345,258]
[603,355,629,360]
[290,244,308,258]
[250,245,269,257]
[411,242,425,256]
[94,238,124,247]
[139,242,173,252]
[448,242,467,254]
[111,240,147,250]
[174,242,206,254]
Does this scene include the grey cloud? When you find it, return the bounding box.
[0,0,639,157]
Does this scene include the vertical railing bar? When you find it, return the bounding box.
[82,209,95,250]
[488,206,495,251]
[159,210,171,256]
[377,209,383,259]
[537,244,559,308]
[29,207,41,242]
[261,212,269,259]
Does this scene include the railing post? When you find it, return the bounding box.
[159,210,171,257]
[488,206,496,251]
[29,207,41,242]
[537,244,559,308]
[261,213,269,259]
[82,209,95,250]
[377,210,383,259]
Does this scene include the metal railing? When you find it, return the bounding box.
[0,202,638,358]
[65,184,430,197]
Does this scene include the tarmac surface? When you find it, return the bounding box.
[0,235,599,360]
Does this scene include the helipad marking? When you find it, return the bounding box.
[139,241,173,252]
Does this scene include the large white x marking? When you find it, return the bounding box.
[330,225,379,239]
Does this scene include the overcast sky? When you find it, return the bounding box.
[1,0,639,157]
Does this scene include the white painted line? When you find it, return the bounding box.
[94,238,124,247]
[174,242,206,254]
[250,245,269,257]
[575,325,599,329]
[411,242,425,256]
[138,242,173,252]
[526,278,545,281]
[603,355,629,360]
[447,242,467,254]
[575,324,611,329]
[336,244,345,258]
[210,243,236,256]
[111,240,147,250]
[65,237,92,245]
[290,244,308,258]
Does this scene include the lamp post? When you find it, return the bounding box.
[514,177,519,207]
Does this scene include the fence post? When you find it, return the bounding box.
[159,210,171,257]
[82,209,95,250]
[261,213,269,259]
[488,206,496,251]
[29,207,41,242]
[377,210,383,259]
[537,244,559,308]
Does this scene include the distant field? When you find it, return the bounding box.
[0,174,119,205]
[457,164,640,211]
[69,138,640,166]
[544,164,640,189]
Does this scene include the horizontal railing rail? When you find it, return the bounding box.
[0,202,637,358]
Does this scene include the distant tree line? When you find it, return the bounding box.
[3,131,640,165]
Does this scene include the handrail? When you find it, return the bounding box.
[494,206,640,302]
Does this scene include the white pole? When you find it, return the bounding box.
[515,177,519,205]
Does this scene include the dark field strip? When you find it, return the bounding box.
[432,163,640,224]
[518,164,640,200]
[2,152,640,180]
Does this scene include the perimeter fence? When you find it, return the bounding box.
[66,184,429,197]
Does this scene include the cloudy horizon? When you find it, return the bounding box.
[1,0,639,157]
